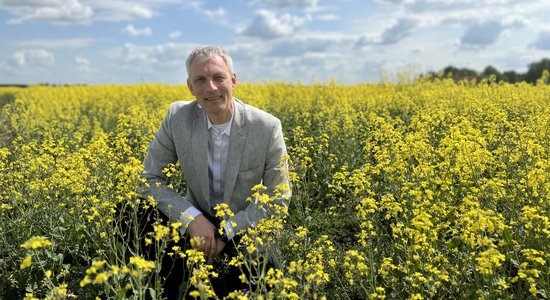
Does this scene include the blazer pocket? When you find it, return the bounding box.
[233,166,263,204]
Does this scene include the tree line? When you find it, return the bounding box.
[424,58,550,84]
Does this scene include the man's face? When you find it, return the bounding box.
[187,55,237,122]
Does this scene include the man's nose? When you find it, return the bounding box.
[206,79,218,91]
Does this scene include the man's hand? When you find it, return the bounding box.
[188,214,217,262]
[207,240,226,265]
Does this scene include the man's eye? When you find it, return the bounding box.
[214,76,225,82]
[195,78,205,83]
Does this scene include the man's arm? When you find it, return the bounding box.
[141,104,195,222]
[228,119,291,235]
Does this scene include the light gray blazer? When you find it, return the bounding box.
[141,98,291,235]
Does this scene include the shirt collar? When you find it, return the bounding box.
[206,111,233,136]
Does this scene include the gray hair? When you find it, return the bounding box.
[186,45,234,78]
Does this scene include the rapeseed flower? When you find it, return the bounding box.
[20,236,52,250]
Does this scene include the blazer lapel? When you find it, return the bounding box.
[192,108,210,208]
[224,99,246,204]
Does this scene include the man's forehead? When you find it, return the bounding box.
[189,56,229,75]
[191,55,225,68]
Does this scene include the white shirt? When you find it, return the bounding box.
[180,110,235,239]
[208,118,231,207]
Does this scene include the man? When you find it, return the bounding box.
[141,45,291,297]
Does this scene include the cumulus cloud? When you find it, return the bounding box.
[75,55,94,72]
[379,17,418,44]
[16,38,95,49]
[239,10,310,39]
[204,7,225,19]
[127,5,153,19]
[316,14,339,21]
[530,30,550,50]
[168,31,182,39]
[459,21,504,49]
[9,49,55,67]
[2,0,93,24]
[373,0,532,50]
[376,0,537,31]
[458,17,527,49]
[245,0,318,9]
[268,35,357,57]
[356,17,418,46]
[0,0,161,24]
[121,24,152,36]
[93,2,153,21]
[108,42,193,70]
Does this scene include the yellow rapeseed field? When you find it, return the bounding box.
[0,79,548,299]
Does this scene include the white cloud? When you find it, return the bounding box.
[204,7,225,19]
[379,17,418,44]
[227,40,380,84]
[530,31,550,50]
[238,10,310,39]
[0,0,166,24]
[85,1,154,21]
[121,24,152,36]
[458,17,527,49]
[9,49,55,67]
[128,5,153,19]
[75,55,94,72]
[386,0,546,27]
[356,17,418,46]
[3,0,93,24]
[108,42,192,69]
[245,0,318,9]
[459,21,504,49]
[268,34,358,57]
[104,42,196,82]
[16,38,95,48]
[168,31,182,39]
[316,14,339,21]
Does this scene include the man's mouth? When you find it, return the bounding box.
[204,96,222,101]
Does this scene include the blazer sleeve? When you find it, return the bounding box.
[140,103,194,222]
[229,118,292,234]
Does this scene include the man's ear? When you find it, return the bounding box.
[231,73,237,90]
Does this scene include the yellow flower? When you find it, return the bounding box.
[21,236,52,250]
[80,276,92,287]
[215,203,234,219]
[410,293,423,300]
[92,272,110,284]
[51,283,68,297]
[153,223,170,241]
[20,255,32,269]
[497,278,509,289]
[295,226,308,238]
[24,293,39,300]
[129,256,155,272]
[239,273,247,283]
[529,283,538,297]
[475,247,505,275]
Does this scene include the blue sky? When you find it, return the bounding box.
[1,0,550,85]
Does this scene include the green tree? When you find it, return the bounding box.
[525,58,550,84]
[501,71,523,83]
[480,65,502,83]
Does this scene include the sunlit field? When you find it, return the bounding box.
[0,78,548,299]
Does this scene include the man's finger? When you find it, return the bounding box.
[204,238,212,260]
[207,237,217,261]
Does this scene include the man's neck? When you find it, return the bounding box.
[207,106,234,125]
